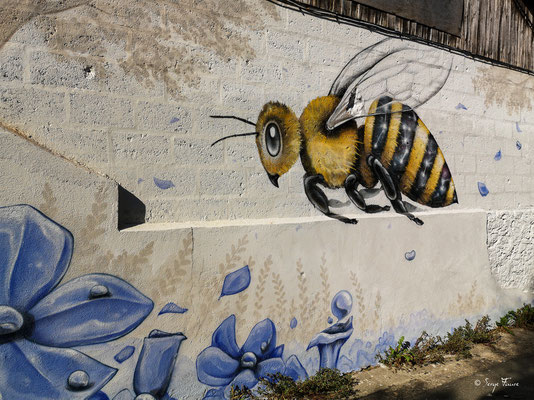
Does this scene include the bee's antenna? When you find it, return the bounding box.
[211,132,259,147]
[210,115,256,127]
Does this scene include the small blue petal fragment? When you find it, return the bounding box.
[455,103,467,110]
[290,317,297,329]
[203,388,225,400]
[111,389,134,400]
[405,250,416,261]
[137,178,144,184]
[494,150,502,161]
[153,177,175,190]
[29,273,154,347]
[134,330,186,397]
[331,290,353,320]
[284,355,308,381]
[170,117,180,124]
[220,265,251,298]
[327,317,333,324]
[159,302,188,315]
[87,391,110,400]
[114,346,135,363]
[477,182,489,197]
[516,122,522,132]
[516,141,522,150]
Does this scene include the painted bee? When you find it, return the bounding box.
[212,39,457,225]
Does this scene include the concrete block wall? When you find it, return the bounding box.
[1,1,532,225]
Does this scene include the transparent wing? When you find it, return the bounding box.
[326,38,452,130]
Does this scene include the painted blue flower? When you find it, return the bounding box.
[113,330,186,400]
[307,290,354,369]
[0,205,154,400]
[196,315,286,399]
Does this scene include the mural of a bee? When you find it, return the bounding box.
[212,39,457,225]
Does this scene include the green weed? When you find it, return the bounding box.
[229,368,357,400]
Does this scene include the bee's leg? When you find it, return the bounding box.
[367,156,424,225]
[304,174,358,224]
[344,174,390,213]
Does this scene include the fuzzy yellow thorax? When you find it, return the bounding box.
[300,96,361,188]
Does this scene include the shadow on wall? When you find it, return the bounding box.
[1,0,280,97]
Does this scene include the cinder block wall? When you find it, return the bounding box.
[2,1,533,224]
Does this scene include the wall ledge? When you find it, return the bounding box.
[121,208,487,232]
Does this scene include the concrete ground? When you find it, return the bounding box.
[352,328,534,400]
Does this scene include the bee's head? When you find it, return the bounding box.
[255,102,301,187]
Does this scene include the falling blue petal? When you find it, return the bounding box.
[290,318,298,329]
[477,182,489,197]
[455,103,467,110]
[220,265,251,298]
[154,177,175,190]
[170,117,180,124]
[494,150,501,161]
[405,250,416,261]
[327,317,333,324]
[114,346,135,364]
[516,122,522,132]
[516,141,522,150]
[137,178,143,184]
[159,302,188,315]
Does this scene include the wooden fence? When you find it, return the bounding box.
[270,0,534,74]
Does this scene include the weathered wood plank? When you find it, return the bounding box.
[279,0,534,73]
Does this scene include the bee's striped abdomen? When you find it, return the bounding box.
[364,96,457,207]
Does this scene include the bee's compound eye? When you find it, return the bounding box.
[265,122,281,157]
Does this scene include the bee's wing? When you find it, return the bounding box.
[327,38,452,130]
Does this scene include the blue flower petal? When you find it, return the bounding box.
[516,122,522,132]
[331,290,353,320]
[112,389,134,400]
[220,265,250,298]
[267,344,284,359]
[516,141,522,150]
[158,302,188,315]
[256,358,285,379]
[477,182,489,197]
[0,339,116,400]
[28,273,153,347]
[223,370,258,399]
[494,150,502,161]
[203,388,226,400]
[455,103,467,110]
[284,355,308,381]
[87,391,110,400]
[241,318,276,360]
[114,346,136,363]
[290,317,297,329]
[196,346,240,386]
[211,315,241,359]
[154,177,175,190]
[0,205,73,310]
[134,330,186,397]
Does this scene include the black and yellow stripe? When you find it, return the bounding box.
[363,96,457,207]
